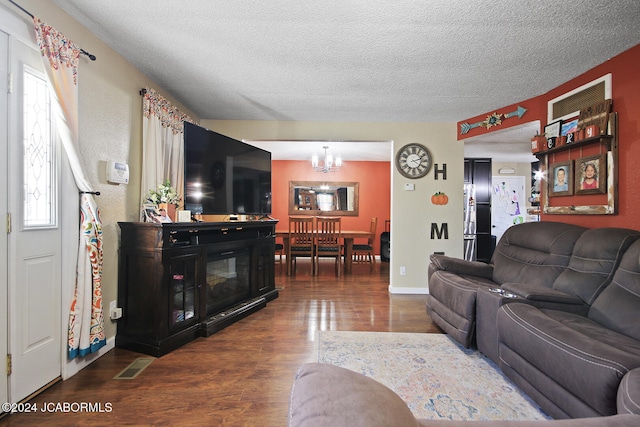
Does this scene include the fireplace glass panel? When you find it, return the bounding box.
[206,249,251,315]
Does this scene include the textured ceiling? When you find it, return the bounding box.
[50,0,640,161]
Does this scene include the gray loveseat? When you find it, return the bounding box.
[425,221,640,419]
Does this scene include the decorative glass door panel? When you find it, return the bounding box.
[169,253,198,329]
[256,238,275,293]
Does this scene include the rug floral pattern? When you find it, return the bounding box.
[317,331,551,421]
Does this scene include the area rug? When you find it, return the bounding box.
[317,331,551,421]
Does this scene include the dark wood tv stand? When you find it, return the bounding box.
[116,220,278,357]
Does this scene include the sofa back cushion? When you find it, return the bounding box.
[589,238,640,341]
[492,221,586,286]
[553,228,640,304]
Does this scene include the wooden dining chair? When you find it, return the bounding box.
[315,216,343,276]
[274,239,284,271]
[287,216,316,275]
[353,217,377,271]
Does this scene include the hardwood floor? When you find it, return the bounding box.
[1,259,442,426]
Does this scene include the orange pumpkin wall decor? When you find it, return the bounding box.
[431,192,449,205]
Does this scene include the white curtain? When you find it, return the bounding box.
[33,18,106,358]
[141,88,195,208]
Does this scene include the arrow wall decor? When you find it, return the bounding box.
[460,105,527,134]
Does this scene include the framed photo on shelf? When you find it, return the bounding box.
[142,204,159,223]
[544,120,562,139]
[549,160,573,197]
[575,154,607,195]
[561,118,579,136]
[141,203,172,223]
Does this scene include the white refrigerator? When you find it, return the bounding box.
[463,184,477,261]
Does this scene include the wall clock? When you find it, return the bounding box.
[395,143,432,179]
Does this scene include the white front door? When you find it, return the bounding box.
[0,27,10,406]
[4,13,62,404]
[491,176,526,244]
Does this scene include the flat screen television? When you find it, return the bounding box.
[184,122,272,216]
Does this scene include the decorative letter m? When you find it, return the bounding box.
[430,223,449,239]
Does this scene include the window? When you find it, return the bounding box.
[22,66,56,227]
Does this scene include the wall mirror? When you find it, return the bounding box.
[289,181,359,216]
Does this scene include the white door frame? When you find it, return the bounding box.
[0,25,10,407]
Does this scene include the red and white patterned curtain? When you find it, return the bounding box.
[141,88,196,209]
[33,18,106,359]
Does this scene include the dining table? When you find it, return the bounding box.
[275,229,372,275]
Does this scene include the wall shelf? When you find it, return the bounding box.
[538,113,618,215]
[534,134,613,157]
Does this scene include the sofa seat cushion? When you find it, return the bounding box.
[289,363,419,427]
[498,303,640,416]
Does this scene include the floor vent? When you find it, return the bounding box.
[113,357,155,380]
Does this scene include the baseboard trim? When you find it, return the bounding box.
[63,336,116,380]
[388,285,429,295]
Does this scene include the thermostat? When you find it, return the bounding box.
[106,160,129,184]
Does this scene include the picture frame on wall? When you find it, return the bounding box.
[561,118,579,136]
[575,154,607,195]
[544,120,562,139]
[549,160,573,197]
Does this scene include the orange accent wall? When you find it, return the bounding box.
[536,43,640,229]
[271,160,391,254]
[458,43,640,231]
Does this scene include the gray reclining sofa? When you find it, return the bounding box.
[425,221,640,418]
[288,221,640,424]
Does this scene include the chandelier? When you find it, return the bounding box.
[312,146,342,173]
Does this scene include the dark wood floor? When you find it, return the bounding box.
[1,259,442,426]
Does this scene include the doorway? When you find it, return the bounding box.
[491,176,526,243]
[1,8,64,406]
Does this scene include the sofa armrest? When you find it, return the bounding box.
[502,283,584,304]
[501,283,590,315]
[618,368,640,415]
[429,254,493,280]
[289,363,419,427]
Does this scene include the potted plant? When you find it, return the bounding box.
[145,179,181,222]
